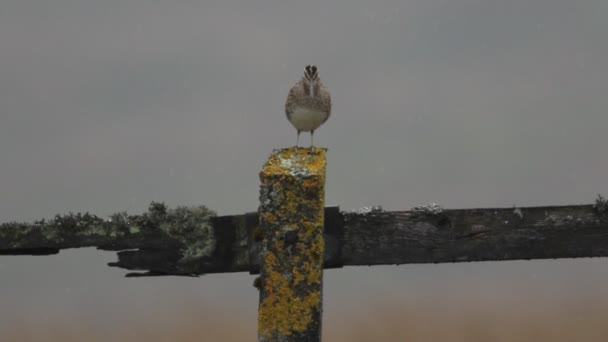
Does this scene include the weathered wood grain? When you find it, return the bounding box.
[1,201,607,276]
[341,204,608,266]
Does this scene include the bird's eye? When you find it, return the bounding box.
[305,65,311,72]
[311,66,317,73]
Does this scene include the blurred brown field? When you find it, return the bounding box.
[5,298,608,342]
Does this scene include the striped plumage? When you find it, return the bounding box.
[285,65,332,148]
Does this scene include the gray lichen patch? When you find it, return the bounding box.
[136,203,217,271]
[594,194,607,215]
[0,212,113,249]
[349,206,384,215]
[0,202,217,265]
[513,207,524,219]
[411,203,444,216]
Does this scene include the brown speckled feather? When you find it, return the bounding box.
[285,81,332,124]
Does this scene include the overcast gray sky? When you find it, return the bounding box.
[1,0,607,339]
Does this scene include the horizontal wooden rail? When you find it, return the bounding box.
[1,198,607,276]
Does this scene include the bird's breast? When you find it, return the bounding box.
[288,106,329,131]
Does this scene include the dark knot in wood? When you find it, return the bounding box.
[284,230,299,245]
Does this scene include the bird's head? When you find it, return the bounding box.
[303,65,320,97]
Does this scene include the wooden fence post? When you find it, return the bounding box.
[257,148,327,342]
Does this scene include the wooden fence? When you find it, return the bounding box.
[1,148,607,341]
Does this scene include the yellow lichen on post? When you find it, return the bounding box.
[258,147,327,342]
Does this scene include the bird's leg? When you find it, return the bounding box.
[310,130,315,152]
[295,130,301,150]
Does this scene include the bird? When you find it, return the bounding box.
[285,65,332,149]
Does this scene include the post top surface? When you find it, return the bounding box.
[261,147,327,177]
